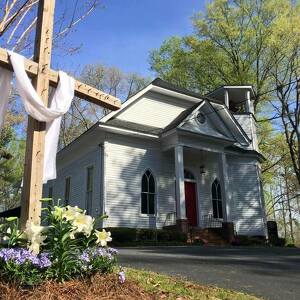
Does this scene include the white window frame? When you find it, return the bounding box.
[48,186,53,199]
[64,176,71,206]
[211,178,223,219]
[141,169,156,216]
[86,166,94,214]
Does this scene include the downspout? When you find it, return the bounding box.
[99,142,106,228]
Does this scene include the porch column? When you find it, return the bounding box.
[245,89,253,114]
[175,145,187,230]
[224,89,229,108]
[219,152,231,222]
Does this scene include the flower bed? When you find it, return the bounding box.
[0,273,152,300]
[0,200,123,287]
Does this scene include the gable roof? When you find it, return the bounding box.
[162,99,250,145]
[209,102,251,144]
[151,78,203,100]
[162,101,204,133]
[101,78,203,123]
[161,98,250,145]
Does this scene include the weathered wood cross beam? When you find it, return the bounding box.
[0,0,121,227]
[0,48,120,109]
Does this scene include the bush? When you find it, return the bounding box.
[232,235,266,246]
[157,230,187,242]
[107,227,137,243]
[286,243,296,248]
[156,230,170,241]
[267,237,286,247]
[0,201,119,286]
[166,230,187,242]
[106,228,187,245]
[137,229,157,241]
[276,238,286,247]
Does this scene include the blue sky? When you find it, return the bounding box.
[54,0,205,78]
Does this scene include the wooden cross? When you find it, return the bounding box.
[0,0,121,227]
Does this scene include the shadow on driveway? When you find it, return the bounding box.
[119,246,300,300]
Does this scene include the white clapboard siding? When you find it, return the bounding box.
[227,158,265,236]
[116,92,193,128]
[43,146,102,217]
[103,134,176,229]
[233,114,258,151]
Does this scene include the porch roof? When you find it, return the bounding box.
[225,145,265,161]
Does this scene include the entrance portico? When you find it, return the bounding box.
[174,145,230,231]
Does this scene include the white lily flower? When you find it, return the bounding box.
[94,229,112,247]
[73,213,94,237]
[24,221,44,238]
[3,227,11,241]
[24,220,46,254]
[62,205,82,221]
[52,206,65,219]
[29,242,40,255]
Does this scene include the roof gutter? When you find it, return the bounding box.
[98,123,159,140]
[151,85,201,103]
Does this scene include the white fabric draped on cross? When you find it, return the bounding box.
[0,51,75,183]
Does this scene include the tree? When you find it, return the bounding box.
[0,0,101,209]
[0,0,100,55]
[271,51,300,186]
[150,0,300,112]
[0,126,25,209]
[0,90,26,209]
[260,130,299,243]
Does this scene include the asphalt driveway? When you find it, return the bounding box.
[119,246,300,300]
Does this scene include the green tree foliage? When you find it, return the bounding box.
[0,126,25,209]
[0,96,25,209]
[150,0,300,111]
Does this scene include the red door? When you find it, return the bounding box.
[184,182,198,227]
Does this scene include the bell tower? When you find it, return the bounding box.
[207,85,258,151]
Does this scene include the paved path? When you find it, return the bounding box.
[119,246,300,300]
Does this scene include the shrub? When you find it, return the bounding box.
[166,230,187,242]
[273,238,286,247]
[106,227,187,244]
[0,201,119,286]
[232,235,266,246]
[157,230,187,242]
[137,229,157,241]
[107,227,137,243]
[156,230,170,241]
[286,243,296,248]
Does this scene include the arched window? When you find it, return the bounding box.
[141,170,155,215]
[211,179,223,219]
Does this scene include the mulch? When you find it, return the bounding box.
[0,274,161,300]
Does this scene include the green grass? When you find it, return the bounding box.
[126,268,263,300]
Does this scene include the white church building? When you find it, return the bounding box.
[44,78,267,237]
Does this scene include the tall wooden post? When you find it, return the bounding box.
[20,0,55,227]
